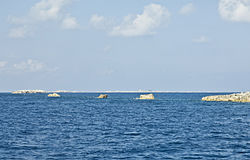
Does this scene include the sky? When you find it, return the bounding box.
[0,0,250,92]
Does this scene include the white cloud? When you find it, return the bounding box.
[90,14,106,29]
[30,0,71,21]
[8,0,76,38]
[0,60,58,73]
[89,14,115,30]
[13,59,45,72]
[8,16,29,25]
[90,14,105,25]
[179,3,195,15]
[219,0,250,22]
[8,26,30,38]
[0,61,8,68]
[193,36,209,43]
[110,4,170,37]
[61,15,78,29]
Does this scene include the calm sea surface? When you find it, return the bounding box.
[0,93,249,159]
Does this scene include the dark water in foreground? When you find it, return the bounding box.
[0,93,249,159]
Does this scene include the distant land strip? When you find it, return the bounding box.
[7,90,242,94]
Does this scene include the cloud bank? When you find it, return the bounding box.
[0,59,58,73]
[219,0,250,22]
[8,0,78,38]
[13,59,45,72]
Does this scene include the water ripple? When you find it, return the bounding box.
[0,93,249,159]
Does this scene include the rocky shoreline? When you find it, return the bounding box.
[11,90,78,94]
[12,90,47,94]
[202,92,250,102]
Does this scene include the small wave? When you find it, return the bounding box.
[123,132,140,136]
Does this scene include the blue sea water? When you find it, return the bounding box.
[0,93,249,159]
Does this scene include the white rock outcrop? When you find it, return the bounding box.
[98,94,108,99]
[48,93,61,97]
[202,92,250,102]
[136,94,155,100]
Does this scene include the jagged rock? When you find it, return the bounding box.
[98,94,108,99]
[202,92,250,102]
[12,90,46,94]
[136,94,155,100]
[48,93,60,97]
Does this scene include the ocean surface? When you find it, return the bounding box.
[0,93,249,159]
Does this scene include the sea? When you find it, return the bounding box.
[0,93,249,159]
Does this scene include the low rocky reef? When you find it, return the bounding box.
[136,94,155,100]
[202,92,250,102]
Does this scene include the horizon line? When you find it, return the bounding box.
[0,90,245,93]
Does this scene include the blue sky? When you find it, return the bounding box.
[0,0,250,91]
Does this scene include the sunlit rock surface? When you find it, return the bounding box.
[136,94,155,100]
[98,94,108,99]
[48,93,60,97]
[202,92,250,102]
